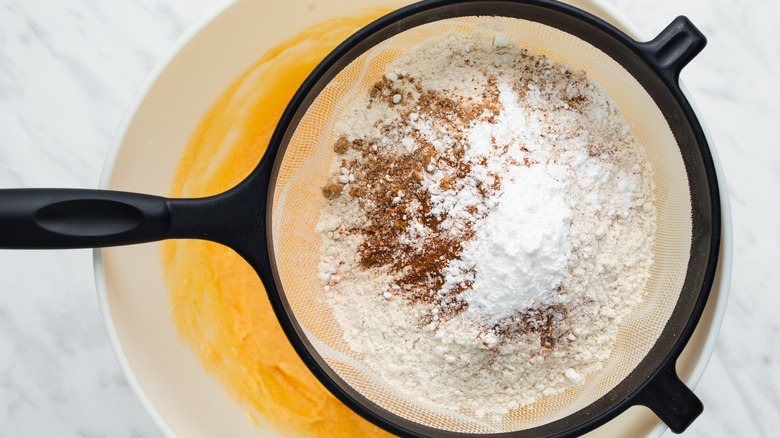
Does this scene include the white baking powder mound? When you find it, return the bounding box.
[461,162,572,323]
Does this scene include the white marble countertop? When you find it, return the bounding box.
[0,0,777,437]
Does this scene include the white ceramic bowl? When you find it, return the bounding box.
[95,0,732,436]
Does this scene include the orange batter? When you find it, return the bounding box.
[160,10,395,438]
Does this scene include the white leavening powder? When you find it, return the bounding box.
[315,29,657,418]
[460,163,572,323]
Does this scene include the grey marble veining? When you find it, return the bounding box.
[1,0,778,437]
[0,1,217,437]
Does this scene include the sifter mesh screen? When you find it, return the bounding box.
[270,16,692,434]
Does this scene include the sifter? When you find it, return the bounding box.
[0,1,720,437]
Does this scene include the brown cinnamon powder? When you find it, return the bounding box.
[324,72,565,331]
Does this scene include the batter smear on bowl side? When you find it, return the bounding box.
[316,30,657,417]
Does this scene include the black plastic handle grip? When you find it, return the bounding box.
[637,16,707,83]
[0,189,174,249]
[0,187,262,253]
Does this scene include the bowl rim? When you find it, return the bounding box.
[93,0,733,437]
[93,0,236,436]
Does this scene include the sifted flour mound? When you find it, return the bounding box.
[315,30,656,417]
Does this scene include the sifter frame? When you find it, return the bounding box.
[255,0,721,437]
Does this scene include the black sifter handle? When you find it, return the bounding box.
[0,189,172,249]
[637,16,707,83]
[631,361,704,433]
[0,188,251,250]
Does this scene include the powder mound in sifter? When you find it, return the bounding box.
[314,29,657,416]
[460,163,572,324]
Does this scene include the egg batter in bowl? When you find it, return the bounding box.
[160,9,394,438]
[138,0,728,436]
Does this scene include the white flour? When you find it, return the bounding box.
[315,30,656,417]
